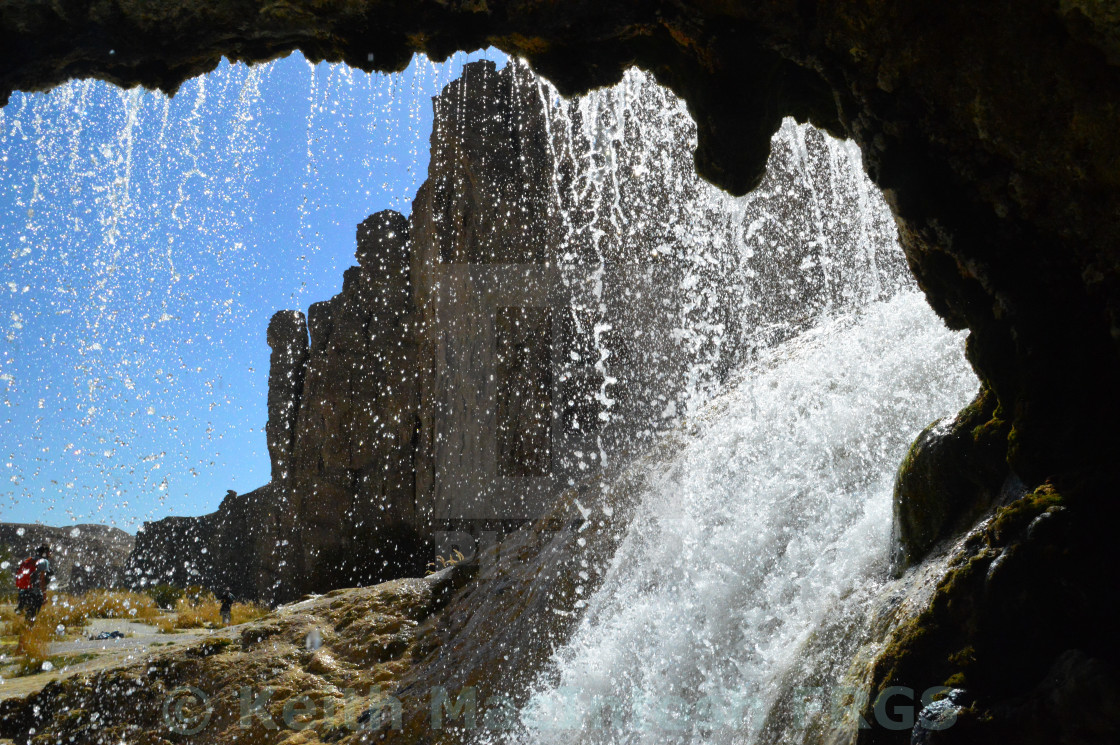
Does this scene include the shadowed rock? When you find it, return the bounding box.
[266,310,309,483]
[356,210,410,273]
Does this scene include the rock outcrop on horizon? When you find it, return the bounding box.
[128,207,425,598]
[0,522,133,593]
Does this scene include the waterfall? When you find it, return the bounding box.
[502,290,976,744]
[3,54,978,741]
[529,66,912,478]
[463,71,977,745]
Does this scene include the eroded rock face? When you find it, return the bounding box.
[892,386,1013,571]
[266,310,309,483]
[279,210,423,594]
[130,211,424,601]
[126,487,283,600]
[0,567,478,744]
[1,437,658,745]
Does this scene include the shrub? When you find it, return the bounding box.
[426,549,466,575]
[173,595,219,628]
[172,596,268,628]
[16,620,52,674]
[183,585,209,606]
[0,603,22,635]
[231,602,269,625]
[40,595,90,628]
[145,584,185,610]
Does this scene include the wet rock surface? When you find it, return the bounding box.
[891,385,1013,572]
[0,568,470,742]
[0,450,660,745]
[861,485,1120,744]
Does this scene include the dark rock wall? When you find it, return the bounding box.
[129,212,424,601]
[279,209,423,593]
[126,487,281,599]
[265,310,309,483]
[410,60,560,530]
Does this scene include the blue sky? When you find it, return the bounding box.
[0,50,507,531]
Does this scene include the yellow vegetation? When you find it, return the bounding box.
[0,588,271,674]
[16,618,52,673]
[426,549,465,575]
[171,592,268,629]
[46,590,161,625]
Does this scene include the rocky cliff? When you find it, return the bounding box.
[0,522,133,593]
[127,59,902,605]
[128,208,425,599]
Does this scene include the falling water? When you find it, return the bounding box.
[504,291,976,745]
[527,67,911,476]
[0,51,503,526]
[480,70,981,745]
[2,55,978,743]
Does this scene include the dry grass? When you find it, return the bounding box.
[2,590,161,639]
[72,590,161,621]
[0,603,21,634]
[171,594,268,629]
[155,615,178,634]
[172,593,219,628]
[16,619,52,673]
[426,549,466,575]
[232,602,269,625]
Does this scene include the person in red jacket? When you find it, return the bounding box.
[16,545,53,623]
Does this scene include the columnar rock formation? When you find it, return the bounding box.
[127,59,900,604]
[125,62,571,599]
[129,208,425,598]
[265,310,309,483]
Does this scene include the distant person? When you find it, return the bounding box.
[218,587,234,626]
[15,545,52,623]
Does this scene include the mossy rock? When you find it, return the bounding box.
[892,386,1011,571]
[862,484,1120,744]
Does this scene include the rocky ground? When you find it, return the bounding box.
[0,437,672,744]
[0,619,207,704]
[0,567,479,744]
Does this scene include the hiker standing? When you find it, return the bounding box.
[15,545,52,623]
[218,587,234,626]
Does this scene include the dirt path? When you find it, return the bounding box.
[0,620,212,702]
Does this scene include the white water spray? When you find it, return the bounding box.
[509,291,976,745]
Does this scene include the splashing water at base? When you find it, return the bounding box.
[506,290,977,745]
